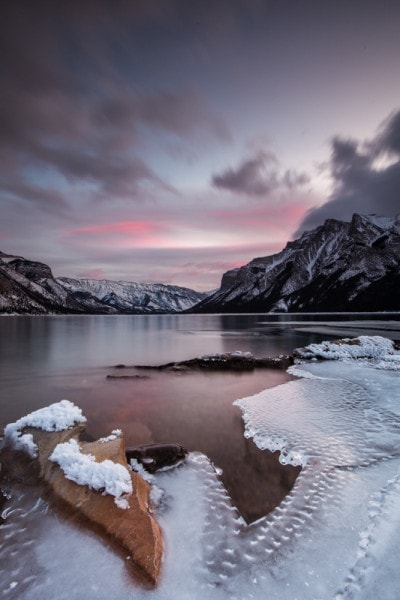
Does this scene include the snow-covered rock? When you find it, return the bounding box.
[1,400,163,585]
[193,213,400,313]
[293,335,400,361]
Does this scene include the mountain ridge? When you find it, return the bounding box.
[192,213,400,313]
[1,213,399,315]
[0,252,207,315]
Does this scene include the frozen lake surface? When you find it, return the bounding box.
[1,314,400,598]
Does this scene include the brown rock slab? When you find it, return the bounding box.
[3,425,163,586]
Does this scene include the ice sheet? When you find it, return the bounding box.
[2,337,400,599]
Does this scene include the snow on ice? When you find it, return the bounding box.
[294,334,400,365]
[2,336,400,599]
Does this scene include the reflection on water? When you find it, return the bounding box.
[1,313,399,521]
[96,368,300,523]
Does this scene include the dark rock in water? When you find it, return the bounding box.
[0,445,41,486]
[0,489,8,524]
[134,352,293,372]
[253,355,294,369]
[106,374,150,380]
[126,443,188,473]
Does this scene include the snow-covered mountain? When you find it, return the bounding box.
[192,214,400,313]
[0,252,207,315]
[56,277,208,314]
[2,213,399,315]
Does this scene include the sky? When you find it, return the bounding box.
[1,0,400,291]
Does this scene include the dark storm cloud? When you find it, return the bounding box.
[0,0,230,212]
[330,138,370,176]
[296,110,400,234]
[212,152,278,196]
[282,169,311,190]
[375,111,400,157]
[2,179,69,216]
[0,87,169,203]
[212,152,309,197]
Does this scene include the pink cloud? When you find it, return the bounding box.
[201,201,311,249]
[63,220,167,247]
[65,221,160,235]
[209,202,308,229]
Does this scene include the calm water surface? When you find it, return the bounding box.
[1,313,400,521]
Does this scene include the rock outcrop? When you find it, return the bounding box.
[132,351,293,371]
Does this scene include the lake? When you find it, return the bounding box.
[1,313,400,522]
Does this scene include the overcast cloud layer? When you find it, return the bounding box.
[1,0,400,289]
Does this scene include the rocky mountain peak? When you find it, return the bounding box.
[8,258,54,282]
[192,213,400,313]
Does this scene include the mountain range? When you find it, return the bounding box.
[0,253,207,314]
[1,213,399,315]
[193,213,400,313]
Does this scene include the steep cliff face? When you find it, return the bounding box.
[0,252,207,315]
[0,252,90,314]
[193,214,400,313]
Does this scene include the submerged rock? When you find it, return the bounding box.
[106,374,150,380]
[126,443,188,473]
[0,406,163,586]
[134,351,293,372]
